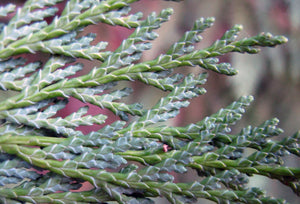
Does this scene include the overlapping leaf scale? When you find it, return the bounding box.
[152,182,201,203]
[131,125,193,143]
[0,99,63,128]
[190,148,251,179]
[0,165,285,204]
[193,96,253,143]
[135,71,183,91]
[215,145,243,161]
[221,24,242,42]
[57,106,107,127]
[6,57,65,100]
[95,181,146,204]
[22,0,64,11]
[0,62,40,90]
[115,74,208,149]
[13,57,82,105]
[170,182,273,204]
[0,0,141,59]
[34,137,85,161]
[0,174,83,203]
[167,17,215,58]
[202,189,247,204]
[63,0,141,28]
[55,146,125,169]
[141,8,173,29]
[241,188,285,204]
[149,97,254,171]
[32,122,130,168]
[0,123,45,137]
[1,99,106,137]
[0,4,16,17]
[0,57,25,71]
[136,179,278,204]
[127,73,207,131]
[89,41,151,78]
[191,152,223,177]
[101,41,150,70]
[236,118,295,165]
[0,8,57,48]
[30,57,78,88]
[41,32,110,60]
[139,165,174,182]
[207,24,243,55]
[11,7,57,29]
[171,25,286,76]
[67,86,143,120]
[200,175,223,191]
[116,43,236,79]
[114,133,160,153]
[203,122,280,162]
[16,137,125,169]
[50,1,95,30]
[51,0,139,33]
[31,174,81,194]
[0,189,110,204]
[72,148,127,169]
[0,99,55,120]
[0,62,40,82]
[162,25,243,75]
[90,8,170,79]
[194,57,236,75]
[94,6,143,28]
[62,136,126,168]
[232,32,288,54]
[196,170,248,197]
[90,171,210,204]
[45,63,82,85]
[212,169,248,190]
[131,85,248,149]
[129,96,253,166]
[5,148,284,204]
[38,31,101,60]
[155,157,187,173]
[279,131,300,156]
[0,158,39,186]
[64,82,116,101]
[239,118,283,149]
[182,141,214,157]
[158,185,284,204]
[34,63,82,91]
[192,148,300,195]
[192,139,241,163]
[245,133,299,166]
[62,0,100,18]
[83,121,126,146]
[123,146,193,168]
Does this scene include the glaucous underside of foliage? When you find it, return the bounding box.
[0,0,299,203]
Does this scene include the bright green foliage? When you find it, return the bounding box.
[0,0,298,204]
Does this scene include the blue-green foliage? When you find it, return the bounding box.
[0,0,298,204]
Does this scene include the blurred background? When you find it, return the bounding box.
[1,0,299,203]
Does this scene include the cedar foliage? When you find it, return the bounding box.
[0,0,299,203]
